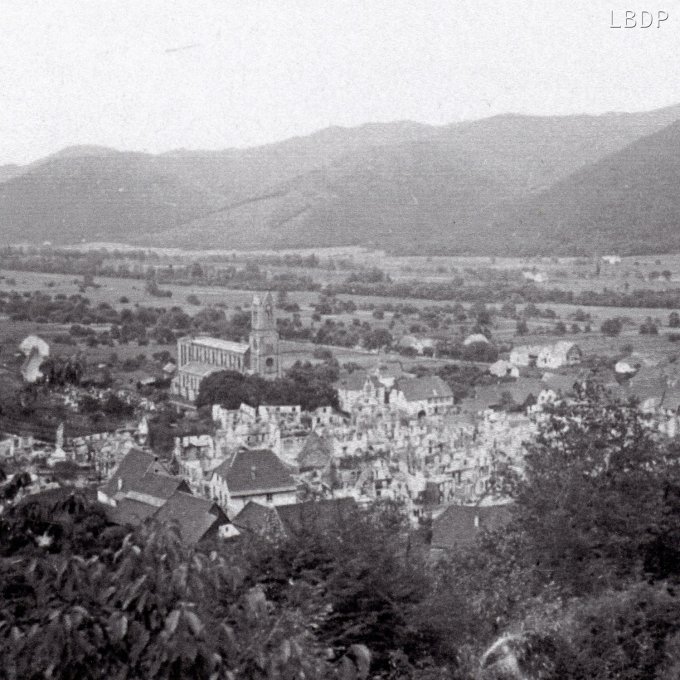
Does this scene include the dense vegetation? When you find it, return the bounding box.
[196,361,340,412]
[3,386,680,678]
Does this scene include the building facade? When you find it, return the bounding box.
[171,292,281,401]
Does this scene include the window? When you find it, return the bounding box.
[265,493,273,503]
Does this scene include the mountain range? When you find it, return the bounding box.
[2,104,680,255]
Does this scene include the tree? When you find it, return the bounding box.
[669,311,680,328]
[0,523,340,680]
[640,317,659,335]
[513,384,680,595]
[515,319,529,336]
[600,317,622,337]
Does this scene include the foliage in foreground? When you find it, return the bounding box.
[5,386,680,678]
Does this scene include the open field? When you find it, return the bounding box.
[5,250,680,380]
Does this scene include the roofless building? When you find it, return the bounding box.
[171,292,281,402]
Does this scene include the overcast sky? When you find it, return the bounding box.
[1,0,678,164]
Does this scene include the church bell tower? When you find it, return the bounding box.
[249,291,280,378]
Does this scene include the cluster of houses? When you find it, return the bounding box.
[12,312,680,556]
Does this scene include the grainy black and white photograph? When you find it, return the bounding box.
[1,2,680,678]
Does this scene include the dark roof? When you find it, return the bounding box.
[396,376,453,401]
[233,501,284,536]
[100,448,168,498]
[127,473,189,501]
[212,449,296,496]
[105,497,158,527]
[431,503,514,550]
[541,373,580,394]
[335,371,377,391]
[464,379,545,412]
[14,486,96,512]
[298,431,333,471]
[276,497,357,535]
[151,491,228,545]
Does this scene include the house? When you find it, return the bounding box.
[389,376,454,417]
[151,491,232,544]
[97,448,172,507]
[615,360,638,375]
[510,342,581,369]
[232,500,284,537]
[509,345,542,367]
[98,448,233,544]
[431,503,514,552]
[209,448,297,513]
[462,379,548,414]
[537,342,582,369]
[396,335,434,355]
[488,360,520,379]
[335,371,385,411]
[233,497,357,538]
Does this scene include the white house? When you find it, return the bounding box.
[489,360,520,379]
[509,345,543,367]
[335,371,386,411]
[511,342,581,369]
[209,448,297,514]
[536,341,582,369]
[389,376,454,417]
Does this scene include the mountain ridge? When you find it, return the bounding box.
[2,103,680,254]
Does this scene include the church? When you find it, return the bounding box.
[171,292,281,402]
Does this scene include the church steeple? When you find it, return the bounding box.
[249,292,280,378]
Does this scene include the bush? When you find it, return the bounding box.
[600,317,622,337]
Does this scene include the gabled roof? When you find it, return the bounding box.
[151,491,228,545]
[431,503,514,550]
[233,501,284,536]
[212,448,296,496]
[177,362,223,378]
[396,376,453,402]
[105,497,158,527]
[100,448,168,498]
[127,473,190,503]
[181,336,250,354]
[335,371,377,392]
[473,378,546,408]
[298,431,334,470]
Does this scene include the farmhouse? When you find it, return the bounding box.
[389,375,454,417]
[171,292,280,401]
[209,448,297,513]
[537,341,582,369]
[335,371,385,411]
[488,360,519,379]
[430,503,514,553]
[510,342,581,369]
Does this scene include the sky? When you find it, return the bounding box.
[0,0,678,164]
